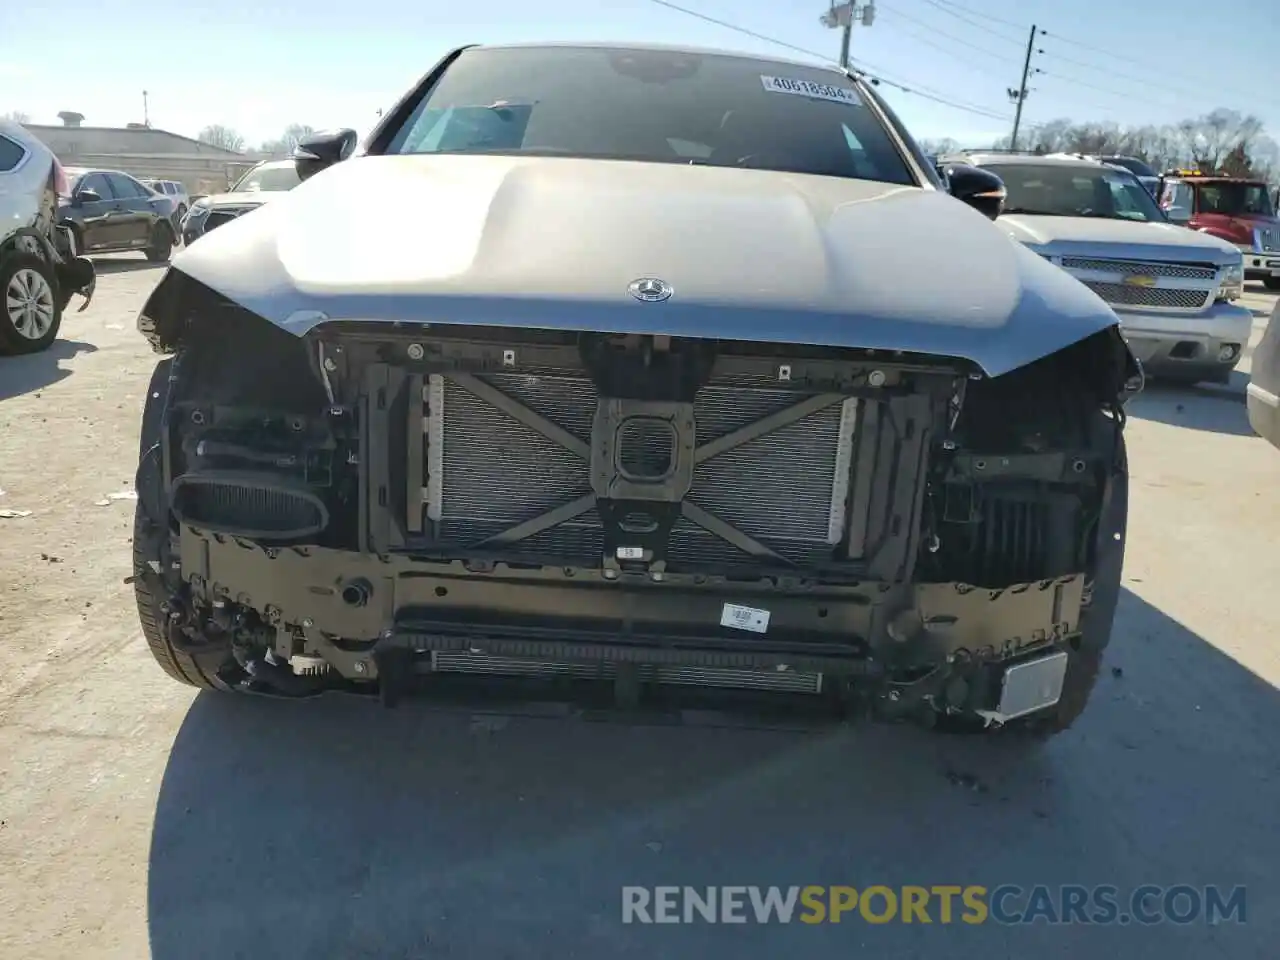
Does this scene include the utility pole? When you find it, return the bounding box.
[821,2,876,70]
[1008,25,1040,150]
[142,90,150,128]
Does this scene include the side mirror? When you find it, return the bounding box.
[943,163,1006,221]
[1164,206,1192,226]
[293,128,359,182]
[74,189,103,205]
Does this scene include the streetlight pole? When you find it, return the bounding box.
[821,2,875,70]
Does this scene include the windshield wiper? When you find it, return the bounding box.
[1002,207,1067,216]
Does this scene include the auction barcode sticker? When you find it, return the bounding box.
[760,75,862,106]
[720,602,771,634]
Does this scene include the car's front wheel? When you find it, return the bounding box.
[1017,431,1127,739]
[145,222,175,263]
[0,252,62,355]
[133,358,232,689]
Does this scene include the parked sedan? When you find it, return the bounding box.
[180,159,301,245]
[59,167,179,262]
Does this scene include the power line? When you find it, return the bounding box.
[876,5,1022,65]
[914,0,1280,111]
[921,0,1026,32]
[645,0,1015,122]
[916,0,1027,41]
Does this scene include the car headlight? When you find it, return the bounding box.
[1217,263,1244,302]
[183,203,211,225]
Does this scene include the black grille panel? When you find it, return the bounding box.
[171,473,328,539]
[202,210,240,233]
[431,373,855,568]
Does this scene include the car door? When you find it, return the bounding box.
[105,173,159,246]
[73,172,122,250]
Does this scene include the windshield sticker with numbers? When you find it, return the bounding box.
[760,75,862,105]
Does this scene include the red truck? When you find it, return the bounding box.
[1158,168,1280,289]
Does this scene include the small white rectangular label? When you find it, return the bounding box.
[760,75,861,105]
[616,546,645,560]
[720,603,770,634]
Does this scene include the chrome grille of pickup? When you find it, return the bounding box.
[1080,282,1211,310]
[1059,257,1217,280]
[430,373,855,568]
[1256,227,1280,253]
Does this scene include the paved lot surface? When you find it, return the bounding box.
[1,257,1277,959]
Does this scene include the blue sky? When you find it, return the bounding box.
[1,0,1275,148]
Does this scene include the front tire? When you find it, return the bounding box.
[1017,431,1128,739]
[133,357,231,689]
[145,222,174,263]
[0,253,62,355]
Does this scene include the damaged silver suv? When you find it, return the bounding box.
[132,43,1139,737]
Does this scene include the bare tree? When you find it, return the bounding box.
[2,110,31,123]
[258,123,317,157]
[1178,108,1263,171]
[917,137,961,158]
[984,107,1278,183]
[197,124,246,153]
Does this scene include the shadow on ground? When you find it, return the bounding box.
[148,589,1278,960]
[1124,374,1256,436]
[0,338,97,402]
[89,256,167,275]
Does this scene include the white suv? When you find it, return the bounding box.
[140,178,191,222]
[0,121,96,354]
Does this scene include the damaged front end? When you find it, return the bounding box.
[134,271,1135,731]
[9,224,96,312]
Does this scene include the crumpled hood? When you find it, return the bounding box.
[166,154,1125,377]
[1000,213,1241,265]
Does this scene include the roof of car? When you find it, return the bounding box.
[955,153,1110,169]
[472,40,850,77]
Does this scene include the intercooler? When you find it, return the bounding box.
[420,372,859,568]
[429,652,824,694]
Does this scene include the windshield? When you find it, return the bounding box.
[230,163,302,193]
[1196,182,1275,217]
[384,46,915,185]
[1100,156,1157,178]
[982,162,1166,222]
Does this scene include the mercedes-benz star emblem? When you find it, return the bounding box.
[629,277,673,302]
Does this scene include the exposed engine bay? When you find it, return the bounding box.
[133,275,1135,730]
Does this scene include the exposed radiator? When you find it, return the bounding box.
[422,372,858,568]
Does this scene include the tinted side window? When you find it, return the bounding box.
[0,135,26,173]
[81,172,114,199]
[106,173,143,198]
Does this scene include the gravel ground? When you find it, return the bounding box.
[0,256,1277,959]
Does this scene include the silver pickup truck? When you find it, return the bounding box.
[950,152,1250,385]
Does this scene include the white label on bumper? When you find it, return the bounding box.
[721,603,770,634]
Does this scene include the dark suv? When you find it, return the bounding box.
[59,168,178,262]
